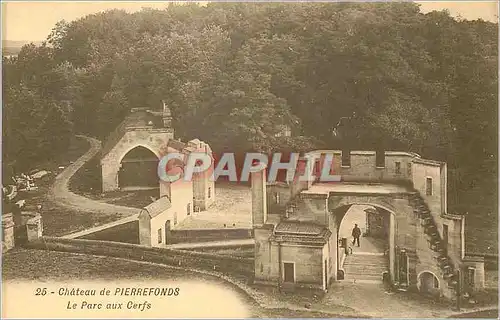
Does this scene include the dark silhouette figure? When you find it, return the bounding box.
[352,224,361,247]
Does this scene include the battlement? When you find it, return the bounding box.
[281,149,448,216]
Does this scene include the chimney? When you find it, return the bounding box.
[162,100,172,128]
[251,168,267,227]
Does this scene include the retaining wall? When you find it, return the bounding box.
[170,228,253,244]
[26,236,253,277]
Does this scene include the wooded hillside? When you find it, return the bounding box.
[2,2,498,215]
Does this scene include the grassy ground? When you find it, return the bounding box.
[68,154,102,194]
[2,248,356,318]
[41,202,124,237]
[11,137,121,237]
[82,189,159,209]
[14,137,124,237]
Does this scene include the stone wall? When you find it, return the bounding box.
[169,178,194,226]
[289,193,329,225]
[279,244,324,289]
[27,237,254,277]
[169,228,253,244]
[140,178,194,247]
[305,150,417,183]
[254,226,274,284]
[462,256,486,293]
[101,129,174,192]
[412,159,445,218]
[266,183,291,225]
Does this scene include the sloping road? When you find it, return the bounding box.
[48,135,139,235]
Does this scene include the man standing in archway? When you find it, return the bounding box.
[352,224,361,247]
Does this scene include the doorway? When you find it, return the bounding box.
[338,205,392,283]
[418,271,440,297]
[283,262,295,283]
[119,146,159,189]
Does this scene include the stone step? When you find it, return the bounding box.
[344,266,388,275]
[343,252,388,282]
[345,255,388,265]
[344,273,385,282]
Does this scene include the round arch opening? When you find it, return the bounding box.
[417,271,441,297]
[336,204,394,255]
[332,203,396,284]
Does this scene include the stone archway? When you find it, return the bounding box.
[417,271,441,297]
[118,146,160,190]
[331,203,397,283]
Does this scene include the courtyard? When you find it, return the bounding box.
[174,181,252,230]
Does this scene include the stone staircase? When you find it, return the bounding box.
[343,252,389,283]
[409,192,458,291]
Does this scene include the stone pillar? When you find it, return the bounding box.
[2,213,15,252]
[101,161,119,192]
[251,169,267,227]
[389,213,395,282]
[443,214,465,266]
[138,210,152,247]
[253,225,274,284]
[26,214,43,242]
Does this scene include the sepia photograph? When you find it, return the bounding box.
[1,1,499,318]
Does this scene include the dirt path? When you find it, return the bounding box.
[48,135,140,223]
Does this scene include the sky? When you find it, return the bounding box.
[2,1,499,42]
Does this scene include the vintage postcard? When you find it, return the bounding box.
[1,1,498,318]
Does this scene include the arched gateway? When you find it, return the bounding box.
[251,150,485,300]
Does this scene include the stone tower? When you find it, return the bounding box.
[251,168,267,227]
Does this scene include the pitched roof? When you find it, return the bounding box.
[274,221,326,235]
[142,196,172,218]
[271,221,331,245]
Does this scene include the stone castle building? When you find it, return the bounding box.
[100,102,215,247]
[251,150,485,300]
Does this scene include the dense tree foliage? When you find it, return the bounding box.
[2,2,497,214]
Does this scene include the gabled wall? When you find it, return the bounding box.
[101,129,174,192]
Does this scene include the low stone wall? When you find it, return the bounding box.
[170,228,253,244]
[470,254,498,271]
[26,237,253,277]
